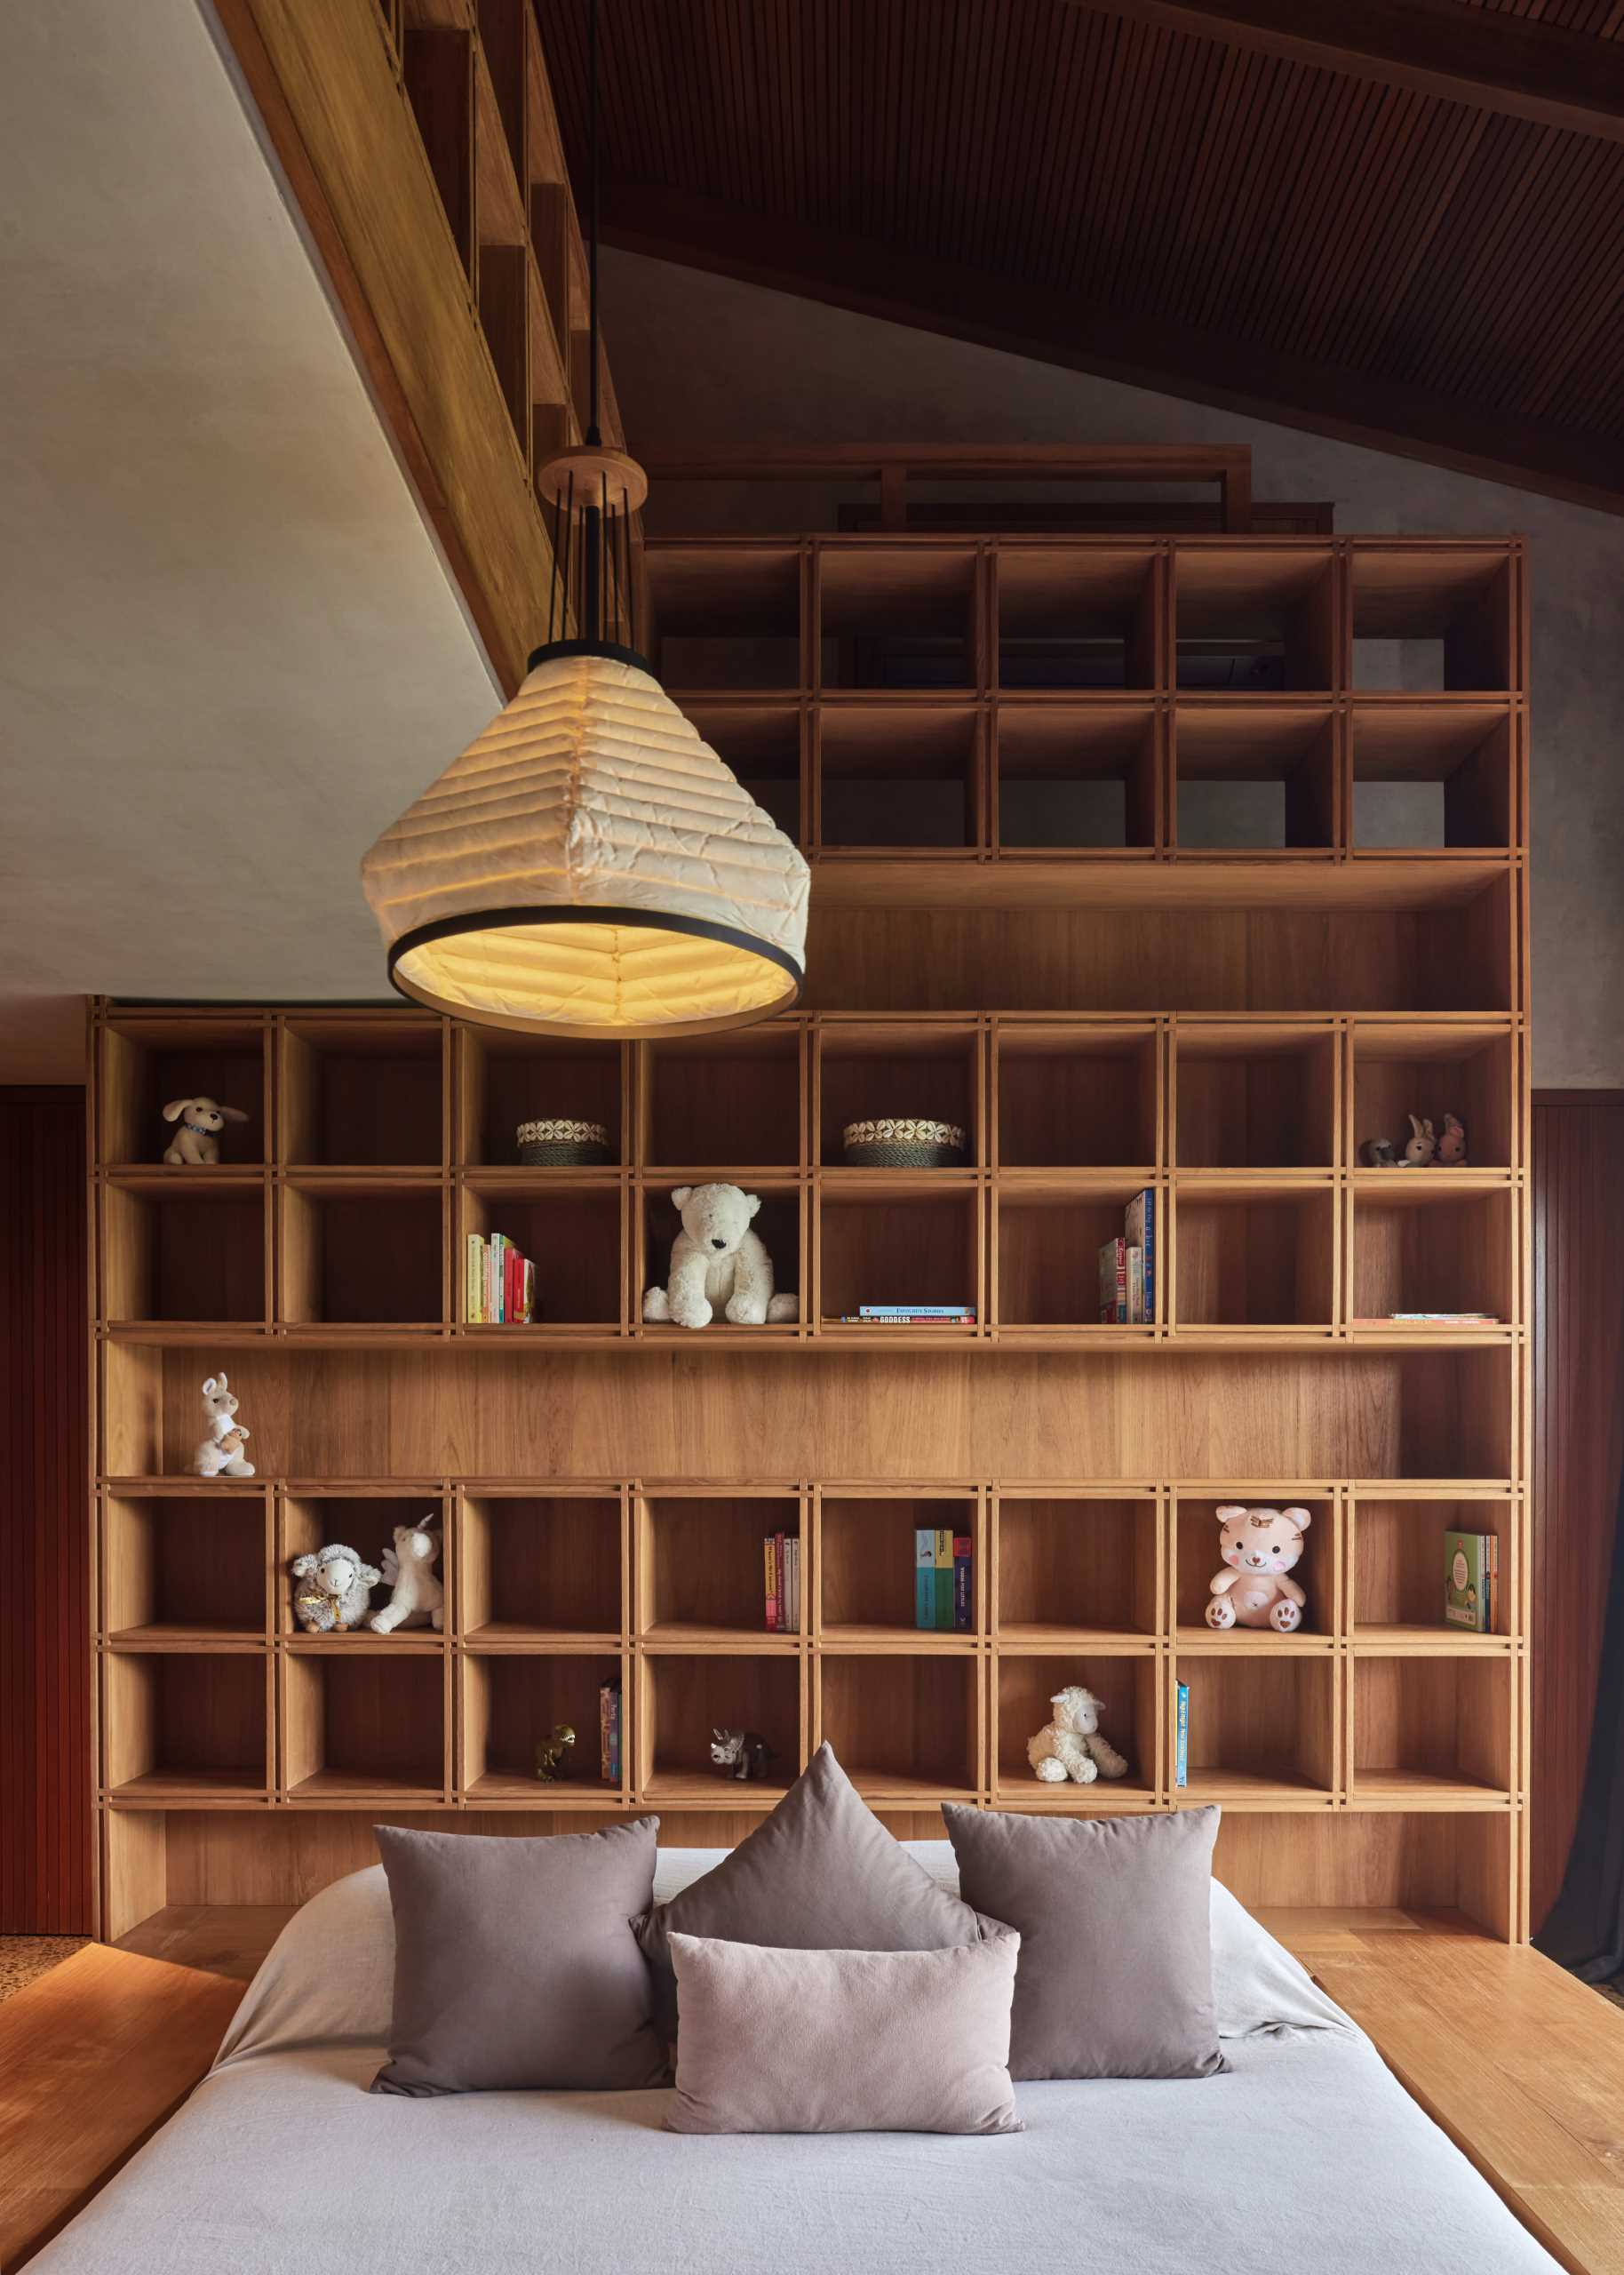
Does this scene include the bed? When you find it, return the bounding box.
[34,1845,1559,2274]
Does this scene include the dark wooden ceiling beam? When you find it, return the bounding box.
[1071,0,1624,144]
[603,180,1624,514]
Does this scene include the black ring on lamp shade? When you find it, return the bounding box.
[524,636,653,675]
[386,904,806,1039]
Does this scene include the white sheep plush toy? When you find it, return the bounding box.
[291,1543,381,1633]
[1028,1684,1130,1784]
[1205,1503,1311,1632]
[162,1096,249,1165]
[641,1182,798,1329]
[191,1373,256,1478]
[369,1519,444,1633]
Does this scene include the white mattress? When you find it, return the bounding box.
[34,1847,1559,2275]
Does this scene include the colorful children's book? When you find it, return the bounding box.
[1098,1236,1127,1324]
[953,1534,973,1632]
[466,1233,486,1323]
[916,1529,936,1628]
[784,1537,800,1632]
[1445,1530,1495,1632]
[934,1528,955,1629]
[1126,1187,1156,1322]
[1126,1244,1145,1326]
[1174,1680,1190,1789]
[764,1534,780,1631]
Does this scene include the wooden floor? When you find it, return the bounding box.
[4,1907,1623,2274]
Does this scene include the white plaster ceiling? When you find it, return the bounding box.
[0,0,504,1078]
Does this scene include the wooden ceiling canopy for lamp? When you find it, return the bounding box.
[361,4,808,1039]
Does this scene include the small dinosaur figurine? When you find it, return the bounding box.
[710,1727,776,1782]
[534,1722,577,1782]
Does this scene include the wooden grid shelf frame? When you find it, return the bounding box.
[639,535,1528,872]
[92,1473,1525,1936]
[87,517,1532,1950]
[92,1008,1524,1353]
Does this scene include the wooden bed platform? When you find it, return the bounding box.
[3,1908,1620,2275]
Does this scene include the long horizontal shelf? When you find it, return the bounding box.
[807,852,1515,914]
[100,1322,1518,1351]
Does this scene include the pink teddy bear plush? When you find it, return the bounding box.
[1205,1504,1310,1633]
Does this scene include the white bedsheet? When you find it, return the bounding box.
[34,1848,1559,2274]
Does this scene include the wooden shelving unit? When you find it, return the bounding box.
[89,526,1531,1948]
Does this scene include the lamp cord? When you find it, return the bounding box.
[585,0,601,450]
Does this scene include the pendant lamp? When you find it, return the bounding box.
[361,5,808,1038]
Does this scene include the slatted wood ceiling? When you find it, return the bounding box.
[536,0,1624,508]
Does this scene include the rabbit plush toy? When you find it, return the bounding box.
[163,1096,249,1165]
[1399,1114,1437,1167]
[191,1373,255,1477]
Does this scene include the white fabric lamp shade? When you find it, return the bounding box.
[362,651,810,1037]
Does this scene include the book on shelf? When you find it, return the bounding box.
[953,1533,972,1632]
[1354,1313,1500,1326]
[1174,1680,1189,1789]
[916,1528,935,1628]
[1445,1529,1498,1632]
[598,1677,621,1783]
[848,1305,976,1324]
[912,1528,971,1630]
[763,1532,800,1632]
[465,1232,538,1325]
[1126,1186,1156,1323]
[1098,1236,1127,1324]
[934,1527,955,1629]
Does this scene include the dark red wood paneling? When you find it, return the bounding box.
[0,1088,92,1934]
[1532,1090,1624,1932]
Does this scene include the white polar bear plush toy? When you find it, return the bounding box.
[1205,1503,1311,1632]
[641,1183,798,1330]
[1028,1684,1130,1784]
[368,1519,444,1633]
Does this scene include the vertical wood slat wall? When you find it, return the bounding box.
[1,1089,92,1934]
[1531,1093,1624,1931]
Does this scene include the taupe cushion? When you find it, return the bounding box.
[635,1744,995,2035]
[665,1930,1024,2135]
[943,1804,1225,2081]
[370,1818,666,2095]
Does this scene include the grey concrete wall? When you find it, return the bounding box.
[604,251,1624,1086]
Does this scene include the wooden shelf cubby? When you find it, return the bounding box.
[283,1647,448,1800]
[104,1491,271,1644]
[99,1017,269,1169]
[996,546,1160,690]
[994,1650,1159,1804]
[819,1649,981,1803]
[817,1492,978,1641]
[461,1650,626,1801]
[104,1649,271,1800]
[280,1017,445,1167]
[460,1490,624,1644]
[89,520,1531,1946]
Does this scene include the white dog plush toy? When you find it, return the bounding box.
[162,1096,250,1165]
[1205,1504,1311,1632]
[291,1543,381,1633]
[1027,1685,1130,1784]
[191,1373,256,1477]
[641,1182,798,1329]
[368,1519,444,1633]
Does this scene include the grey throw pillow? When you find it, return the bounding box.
[943,1803,1225,2080]
[636,1744,996,2036]
[665,1930,1023,2135]
[371,1818,667,2095]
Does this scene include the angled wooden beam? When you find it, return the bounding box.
[603,180,1624,517]
[1066,0,1624,146]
